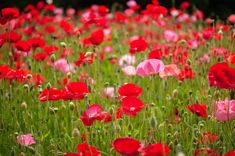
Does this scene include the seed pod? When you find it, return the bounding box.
[72,128,80,138]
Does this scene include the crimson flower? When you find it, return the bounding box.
[118,83,142,97]
[39,88,62,102]
[187,104,208,118]
[89,29,104,45]
[61,82,89,100]
[15,40,31,52]
[121,97,144,116]
[224,150,235,156]
[194,148,220,156]
[112,137,141,156]
[208,62,235,90]
[66,143,101,156]
[129,37,148,54]
[0,8,19,24]
[80,104,103,126]
[141,142,170,156]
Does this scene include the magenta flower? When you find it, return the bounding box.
[214,98,235,121]
[16,134,36,146]
[53,58,74,74]
[136,59,164,76]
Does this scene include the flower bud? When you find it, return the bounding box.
[172,89,178,98]
[69,102,75,110]
[50,54,56,63]
[72,128,80,138]
[46,82,51,90]
[21,102,27,109]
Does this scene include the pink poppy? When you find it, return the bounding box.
[228,14,235,24]
[16,134,36,146]
[214,98,235,121]
[53,58,74,74]
[159,64,180,78]
[122,65,136,76]
[164,30,178,42]
[80,104,103,126]
[101,87,115,98]
[136,59,165,76]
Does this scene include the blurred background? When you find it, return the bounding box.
[1,0,235,20]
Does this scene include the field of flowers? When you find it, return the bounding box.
[0,0,235,155]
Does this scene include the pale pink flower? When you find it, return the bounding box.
[119,54,136,68]
[17,134,36,146]
[54,8,63,15]
[103,46,113,53]
[53,58,74,74]
[198,54,210,64]
[228,14,235,24]
[177,13,190,22]
[187,40,200,49]
[214,98,235,121]
[122,65,136,76]
[124,9,134,16]
[127,0,138,8]
[164,30,179,42]
[159,64,180,78]
[170,8,180,17]
[101,87,115,98]
[136,59,165,76]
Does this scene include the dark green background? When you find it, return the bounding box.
[1,0,235,20]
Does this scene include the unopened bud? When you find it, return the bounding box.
[69,102,75,110]
[72,128,80,138]
[21,102,27,109]
[172,89,178,98]
[46,82,51,90]
[60,42,67,48]
[67,72,72,79]
[26,74,32,80]
[50,54,56,63]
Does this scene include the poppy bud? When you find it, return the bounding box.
[172,89,178,98]
[50,54,56,63]
[177,152,185,156]
[67,72,72,79]
[187,59,191,65]
[218,29,223,35]
[150,117,157,127]
[49,107,58,114]
[178,39,187,45]
[46,82,51,90]
[19,152,25,156]
[26,74,32,80]
[21,101,27,109]
[72,128,80,138]
[60,42,67,48]
[104,82,109,87]
[69,102,75,110]
[23,84,29,91]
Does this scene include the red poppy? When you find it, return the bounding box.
[187,104,208,118]
[62,82,89,100]
[178,65,194,81]
[39,88,62,102]
[0,65,12,80]
[121,97,144,116]
[28,37,45,49]
[3,31,21,43]
[194,148,220,156]
[201,132,218,144]
[1,8,19,24]
[112,137,141,156]
[141,142,170,156]
[129,37,148,54]
[224,150,235,156]
[118,83,142,97]
[44,45,59,55]
[80,104,103,126]
[14,40,31,52]
[208,62,235,90]
[148,49,162,59]
[89,29,104,45]
[32,52,47,61]
[74,52,94,66]
[66,143,101,156]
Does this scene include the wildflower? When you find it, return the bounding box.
[16,134,36,146]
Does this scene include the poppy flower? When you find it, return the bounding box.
[164,30,179,43]
[228,14,235,24]
[28,37,45,48]
[39,88,62,102]
[119,54,136,68]
[32,52,47,61]
[0,65,12,80]
[89,29,104,45]
[62,82,89,100]
[208,62,235,90]
[228,53,235,64]
[224,150,235,156]
[122,66,136,76]
[118,83,142,97]
[121,97,144,116]
[214,98,235,122]
[200,132,218,144]
[80,104,103,126]
[14,40,31,52]
[1,8,19,23]
[129,37,148,54]
[3,31,21,43]
[187,104,208,118]
[53,58,74,74]
[16,134,36,146]
[148,49,162,59]
[194,148,220,156]
[178,65,194,81]
[66,143,101,156]
[140,142,170,156]
[5,69,29,82]
[112,137,141,156]
[159,64,180,78]
[136,59,165,77]
[44,45,59,55]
